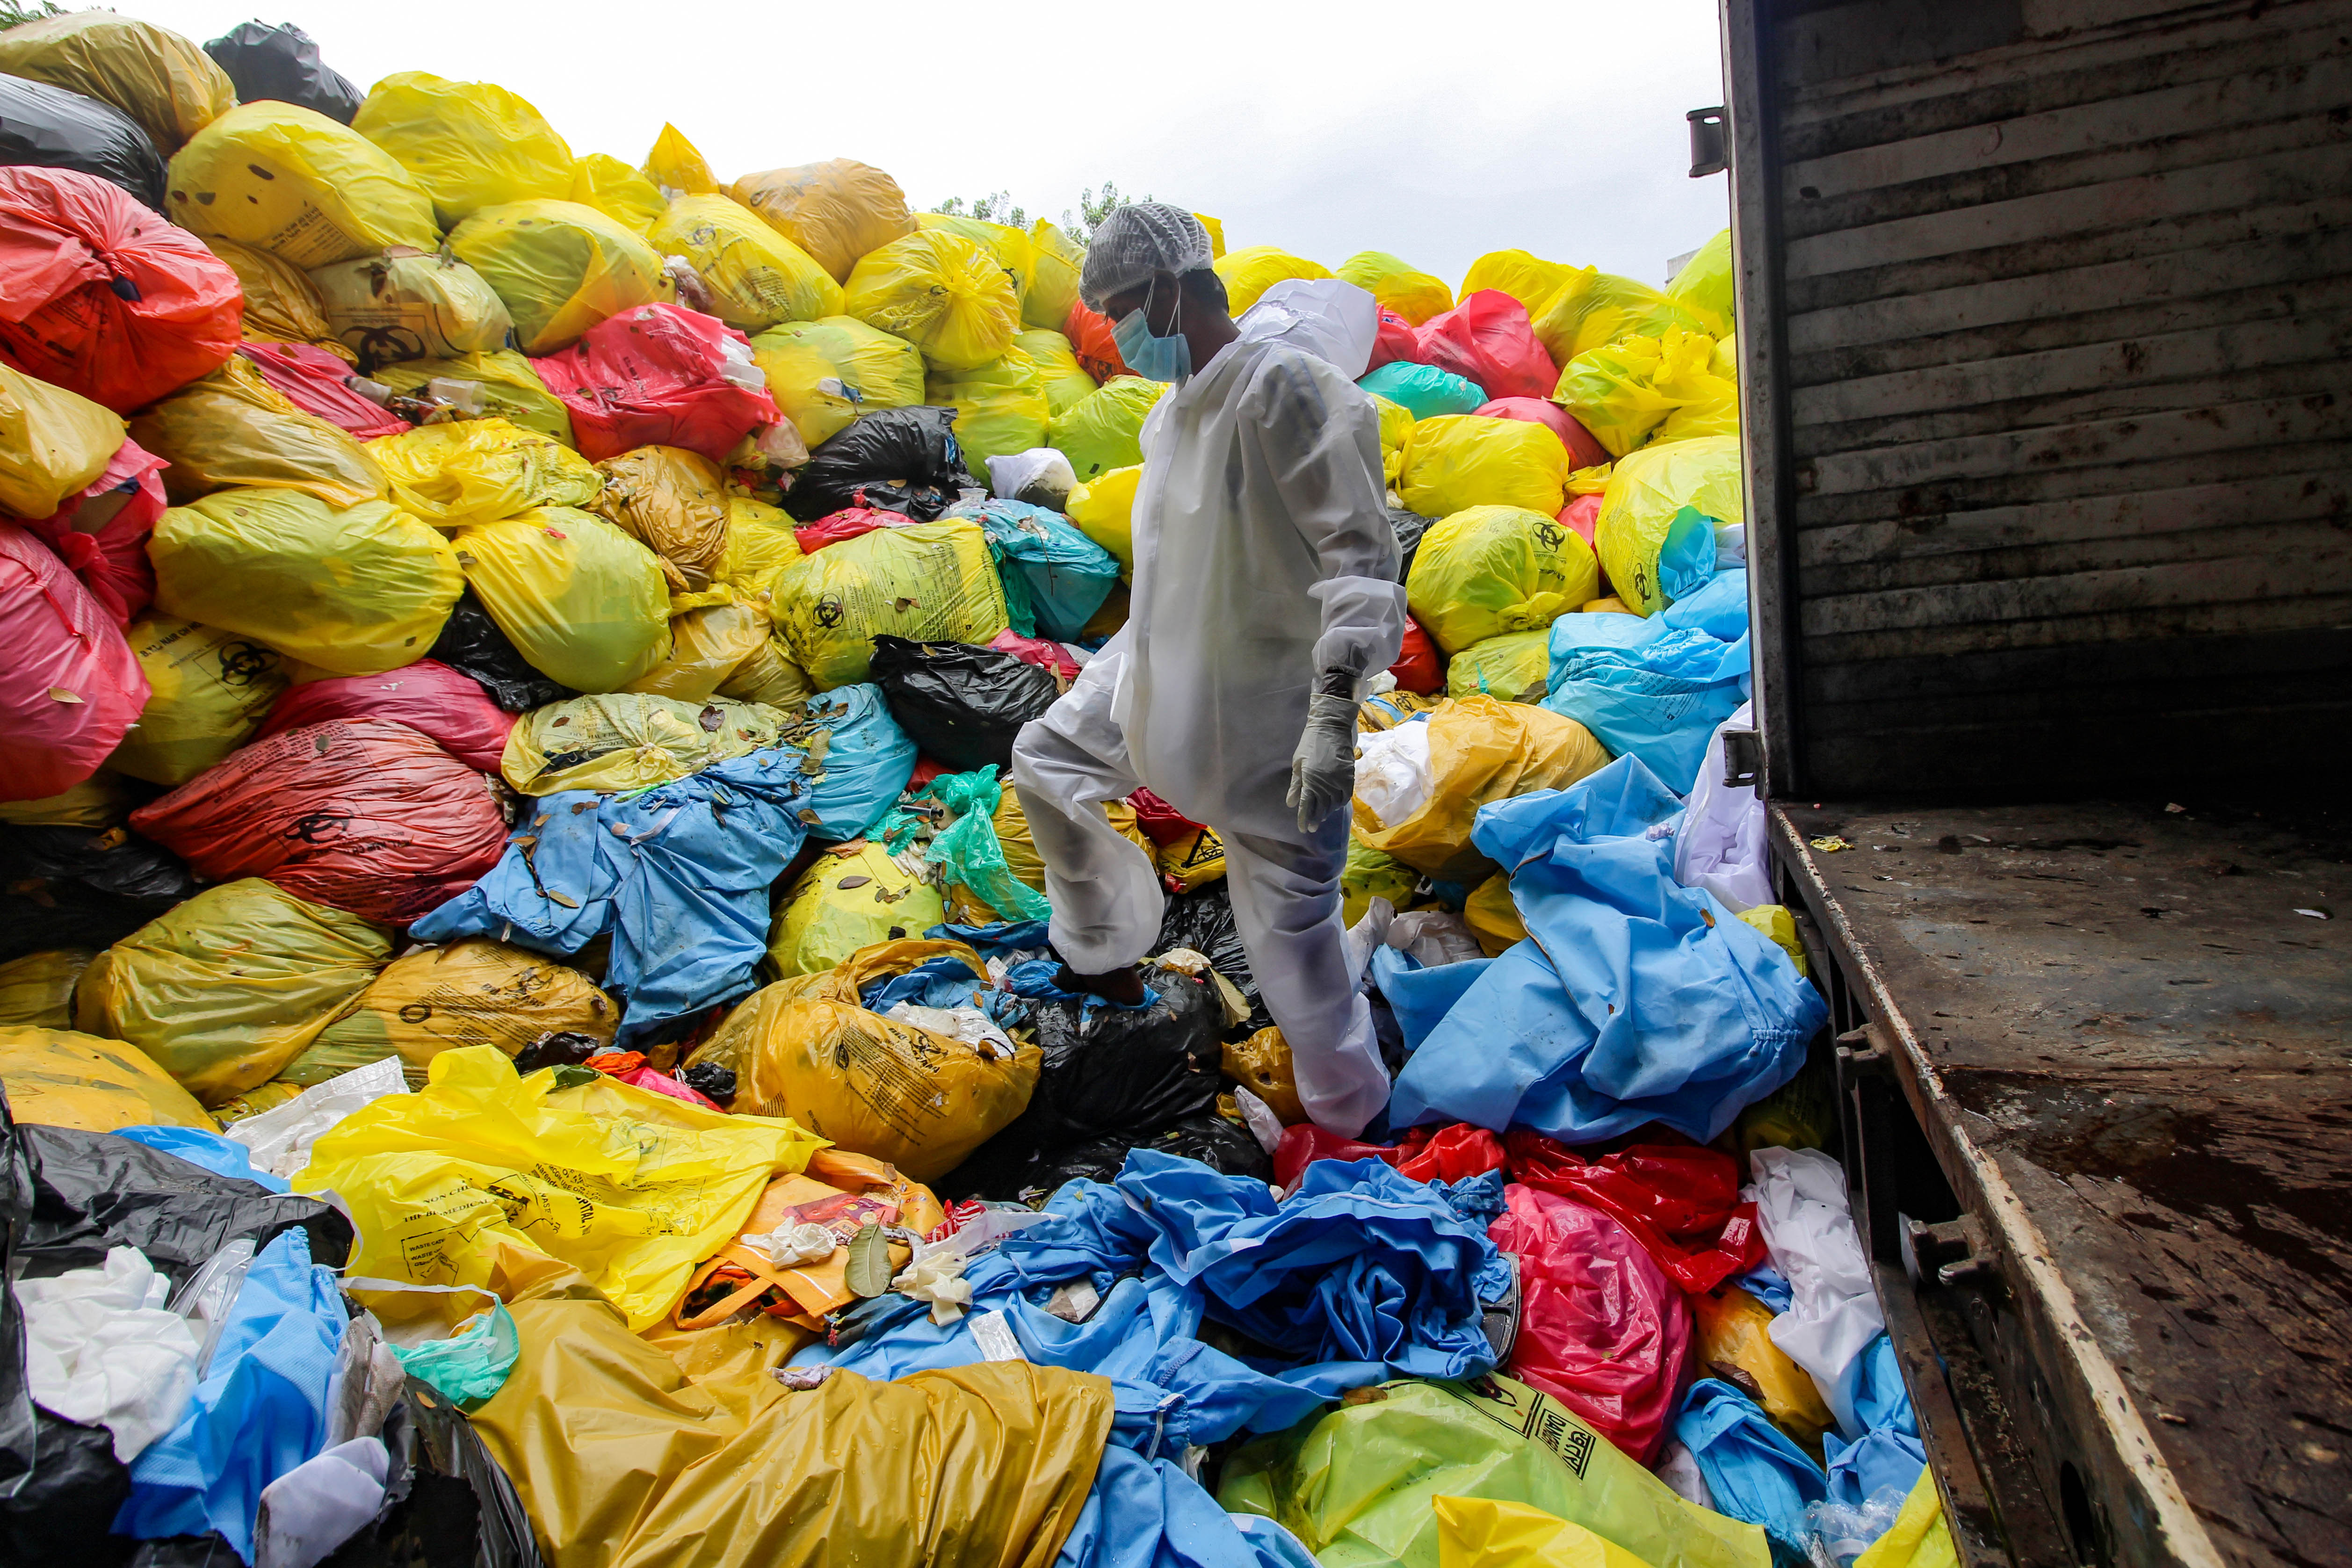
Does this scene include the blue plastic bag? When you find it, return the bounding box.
[801,683,919,842]
[1358,361,1487,419]
[1055,1445,1321,1568]
[1544,613,1750,795]
[1663,565,1751,641]
[1824,1335,1926,1507]
[951,498,1120,640]
[1368,945,1493,1053]
[1676,1379,1829,1568]
[1657,505,1721,603]
[1388,756,1825,1143]
[111,1126,291,1193]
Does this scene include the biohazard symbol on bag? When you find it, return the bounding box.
[815,595,846,629]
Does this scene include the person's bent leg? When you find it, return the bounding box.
[1220,816,1389,1137]
[1009,713,1162,984]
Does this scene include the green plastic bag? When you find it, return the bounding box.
[1219,1377,1768,1568]
[391,1300,522,1405]
[1049,376,1165,483]
[924,768,1049,922]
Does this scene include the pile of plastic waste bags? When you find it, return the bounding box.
[0,12,1955,1568]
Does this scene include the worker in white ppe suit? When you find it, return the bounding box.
[1007,205,1404,1137]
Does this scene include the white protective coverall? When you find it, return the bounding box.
[1009,280,1405,1136]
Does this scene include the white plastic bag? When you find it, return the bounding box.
[223,1054,409,1179]
[253,1435,391,1568]
[1675,700,1771,913]
[1353,721,1433,830]
[987,446,1077,501]
[18,1247,202,1462]
[1750,1147,1886,1437]
[1386,909,1486,968]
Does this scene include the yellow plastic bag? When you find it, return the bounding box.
[308,250,516,369]
[1556,329,1734,459]
[716,496,805,594]
[1371,393,1414,487]
[1593,436,1745,617]
[728,159,916,284]
[75,878,391,1106]
[1223,1026,1303,1123]
[449,200,672,355]
[591,446,731,590]
[453,506,673,692]
[0,950,95,1029]
[1464,874,1527,957]
[1343,836,1418,926]
[286,939,615,1089]
[212,1078,306,1124]
[651,194,843,333]
[624,601,774,704]
[201,238,352,361]
[718,636,817,710]
[688,987,1038,1183]
[569,153,667,235]
[1065,463,1142,579]
[770,519,1007,688]
[0,12,231,153]
[748,315,926,449]
[1737,905,1809,976]
[0,1025,216,1134]
[1399,415,1573,520]
[1195,213,1227,258]
[1532,267,1729,369]
[916,212,1037,309]
[501,693,788,795]
[1855,1467,1958,1568]
[1668,229,1735,328]
[109,614,289,786]
[353,73,575,229]
[1338,252,1454,325]
[0,774,135,828]
[371,352,576,448]
[1157,824,1227,894]
[1016,327,1098,416]
[0,363,122,519]
[767,841,945,979]
[297,1046,824,1330]
[163,101,439,267]
[844,230,1020,373]
[1447,630,1552,703]
[1460,250,1575,320]
[1435,1496,1660,1568]
[1690,1285,1834,1454]
[1049,375,1165,484]
[927,351,1050,485]
[371,418,602,530]
[642,123,720,196]
[1353,696,1612,881]
[1213,246,1332,315]
[1026,219,1086,331]
[151,489,463,677]
[130,355,386,507]
[1407,505,1599,654]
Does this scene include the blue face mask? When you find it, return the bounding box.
[1113,279,1192,383]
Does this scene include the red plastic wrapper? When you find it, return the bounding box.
[1505,1127,1766,1294]
[1366,307,1420,373]
[1062,301,1130,384]
[20,435,167,627]
[1387,616,1443,694]
[1272,1123,1402,1192]
[0,521,145,801]
[254,659,516,773]
[1395,1121,1507,1183]
[0,166,241,413]
[794,506,915,553]
[1126,786,1206,848]
[235,342,409,439]
[1476,397,1609,470]
[587,1050,724,1111]
[990,627,1081,683]
[906,757,949,790]
[1414,291,1559,402]
[1490,1183,1692,1463]
[534,302,780,464]
[129,717,509,925]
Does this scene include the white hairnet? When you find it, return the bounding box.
[1237,278,1381,381]
[1079,204,1215,311]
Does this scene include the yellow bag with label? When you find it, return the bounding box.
[1691,1284,1834,1454]
[591,446,730,590]
[0,364,123,519]
[285,939,615,1089]
[927,351,1051,485]
[1213,246,1332,316]
[844,230,1020,373]
[1556,329,1735,460]
[749,315,926,449]
[1593,436,1744,617]
[916,212,1037,309]
[569,153,667,235]
[770,519,1007,689]
[1460,250,1575,320]
[131,356,386,507]
[1447,629,1552,704]
[200,238,353,362]
[642,123,720,196]
[0,12,231,153]
[767,841,945,979]
[1406,505,1598,654]
[1371,394,1414,487]
[0,1025,216,1134]
[449,200,672,355]
[1065,464,1142,579]
[1157,824,1228,894]
[372,418,602,530]
[1400,415,1572,520]
[108,614,288,786]
[1464,874,1529,957]
[297,1046,824,1331]
[1531,267,1728,369]
[1353,696,1612,881]
[353,72,576,229]
[501,693,788,795]
[624,602,773,704]
[1343,836,1419,926]
[1337,251,1453,325]
[1026,220,1086,331]
[1016,327,1098,416]
[75,878,391,1106]
[0,950,95,1029]
[728,159,916,284]
[1434,1496,1661,1568]
[1223,1026,1303,1123]
[375,353,573,448]
[651,195,843,332]
[163,101,439,267]
[309,250,516,369]
[454,507,673,692]
[687,987,1038,1183]
[151,489,462,677]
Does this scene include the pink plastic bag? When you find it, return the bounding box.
[990,627,1080,682]
[0,521,145,801]
[254,659,516,773]
[587,1050,724,1110]
[794,506,915,553]
[236,342,409,439]
[20,435,166,627]
[1415,291,1558,401]
[534,302,780,463]
[1476,397,1608,470]
[1558,495,1607,595]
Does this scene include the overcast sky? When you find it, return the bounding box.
[133,0,1731,289]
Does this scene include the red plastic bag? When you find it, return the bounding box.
[0,166,241,413]
[253,659,515,773]
[793,506,914,553]
[1126,786,1205,848]
[1476,397,1608,470]
[1272,1123,1402,1192]
[128,717,509,925]
[534,303,781,464]
[1367,307,1418,373]
[1388,616,1443,694]
[1505,1128,1766,1294]
[991,627,1080,682]
[20,435,167,627]
[1490,1183,1692,1463]
[1395,1121,1506,1183]
[0,521,145,801]
[906,756,950,790]
[587,1050,724,1111]
[235,343,409,440]
[1062,301,1129,384]
[1559,495,1607,596]
[1414,291,1558,402]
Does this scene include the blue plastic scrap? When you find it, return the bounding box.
[1387,755,1826,1144]
[798,683,918,842]
[1054,1445,1321,1568]
[1543,607,1750,796]
[950,498,1120,640]
[1675,1378,1829,1568]
[1824,1335,1926,1508]
[111,1125,291,1193]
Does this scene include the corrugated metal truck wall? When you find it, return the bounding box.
[1724,0,2352,800]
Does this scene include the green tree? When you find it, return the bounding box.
[0,0,65,28]
[926,182,1159,246]
[1062,182,1155,246]
[929,191,1028,229]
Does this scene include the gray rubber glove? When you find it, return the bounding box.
[1286,674,1361,834]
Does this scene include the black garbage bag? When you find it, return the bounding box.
[203,22,362,124]
[427,593,577,713]
[0,1408,128,1563]
[783,406,965,522]
[1154,883,1261,1015]
[317,1388,543,1568]
[0,825,193,965]
[0,73,166,210]
[869,636,1059,773]
[1388,506,1436,583]
[1036,1112,1273,1190]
